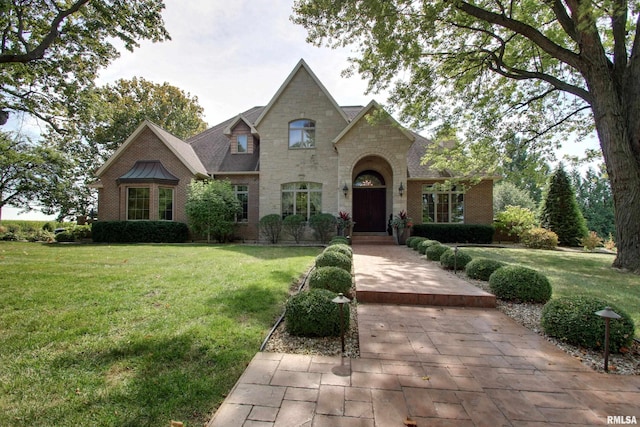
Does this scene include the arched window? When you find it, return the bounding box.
[354,170,385,187]
[289,119,315,148]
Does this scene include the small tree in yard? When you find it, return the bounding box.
[540,165,588,247]
[185,179,240,243]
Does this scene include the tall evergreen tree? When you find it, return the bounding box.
[539,164,588,246]
[570,165,615,239]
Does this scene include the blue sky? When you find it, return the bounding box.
[4,0,598,220]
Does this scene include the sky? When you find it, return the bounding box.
[3,0,599,220]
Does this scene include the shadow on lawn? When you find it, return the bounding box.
[48,332,244,426]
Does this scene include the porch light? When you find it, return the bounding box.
[398,182,404,197]
[595,307,622,372]
[343,183,349,197]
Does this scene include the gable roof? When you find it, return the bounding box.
[254,59,349,127]
[95,120,208,178]
[333,100,415,145]
[223,114,259,136]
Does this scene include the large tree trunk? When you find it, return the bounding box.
[590,84,640,273]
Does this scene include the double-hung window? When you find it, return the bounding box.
[127,187,150,220]
[422,185,464,223]
[289,119,315,149]
[234,185,249,222]
[282,182,322,220]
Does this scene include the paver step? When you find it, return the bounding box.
[350,234,395,245]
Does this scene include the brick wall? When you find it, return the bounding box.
[214,173,260,241]
[97,126,197,223]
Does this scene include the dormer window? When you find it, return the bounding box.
[237,134,248,153]
[289,119,315,149]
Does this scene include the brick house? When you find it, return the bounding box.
[93,60,495,242]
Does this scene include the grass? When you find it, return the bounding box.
[463,246,640,337]
[0,242,320,426]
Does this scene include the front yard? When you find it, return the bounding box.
[0,242,319,426]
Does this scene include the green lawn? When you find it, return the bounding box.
[463,246,640,337]
[0,242,320,426]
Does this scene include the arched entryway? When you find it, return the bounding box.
[352,169,388,232]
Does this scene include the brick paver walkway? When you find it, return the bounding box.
[207,245,640,426]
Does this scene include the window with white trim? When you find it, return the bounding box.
[288,119,315,149]
[158,187,174,221]
[422,185,464,223]
[234,185,249,222]
[127,187,150,220]
[282,182,322,220]
[237,134,248,153]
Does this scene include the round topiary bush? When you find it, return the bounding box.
[315,250,352,272]
[309,266,352,295]
[541,296,635,352]
[418,239,440,254]
[489,265,552,303]
[329,236,349,246]
[285,288,349,337]
[465,258,507,281]
[425,244,449,261]
[440,248,472,270]
[410,237,427,250]
[406,236,419,247]
[324,243,353,258]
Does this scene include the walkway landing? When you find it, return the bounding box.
[354,245,496,308]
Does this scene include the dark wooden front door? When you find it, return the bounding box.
[353,188,386,232]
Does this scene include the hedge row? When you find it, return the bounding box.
[411,224,494,244]
[92,221,189,243]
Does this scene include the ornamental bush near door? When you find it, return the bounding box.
[315,250,352,272]
[285,288,349,337]
[440,248,472,270]
[323,243,353,258]
[489,265,552,303]
[541,296,635,352]
[418,239,440,254]
[425,244,449,261]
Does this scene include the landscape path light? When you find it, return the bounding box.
[594,306,621,372]
[331,292,351,376]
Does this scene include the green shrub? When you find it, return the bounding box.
[309,266,352,295]
[418,239,440,254]
[315,250,352,272]
[541,296,635,353]
[91,221,188,243]
[581,231,603,251]
[494,205,537,242]
[465,258,507,281]
[406,236,419,247]
[329,236,349,246]
[54,230,75,242]
[323,243,353,258]
[440,248,472,270]
[283,214,306,243]
[411,223,494,244]
[42,222,54,232]
[489,265,552,303]
[71,225,92,240]
[521,227,559,249]
[309,213,337,244]
[409,236,427,250]
[259,214,283,244]
[425,244,449,261]
[285,289,349,337]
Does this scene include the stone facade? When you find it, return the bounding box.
[93,60,496,243]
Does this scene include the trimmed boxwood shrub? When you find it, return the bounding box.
[440,248,472,270]
[409,236,427,250]
[406,236,420,247]
[285,288,349,337]
[283,214,306,243]
[324,243,353,258]
[309,213,337,244]
[309,266,352,295]
[418,239,440,254]
[521,227,559,249]
[425,244,449,261]
[489,265,552,303]
[541,296,635,353]
[315,250,352,272]
[329,236,349,246]
[92,221,188,243]
[465,258,507,281]
[259,214,283,244]
[412,223,494,244]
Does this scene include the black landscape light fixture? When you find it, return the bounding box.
[342,183,349,198]
[595,306,622,372]
[398,182,404,197]
[332,292,351,376]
